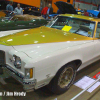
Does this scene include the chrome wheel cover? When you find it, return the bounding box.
[58,67,74,88]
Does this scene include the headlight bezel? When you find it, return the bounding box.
[13,55,21,69]
[13,55,33,79]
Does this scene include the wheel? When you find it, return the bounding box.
[48,62,76,94]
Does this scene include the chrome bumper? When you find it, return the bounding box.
[3,65,36,92]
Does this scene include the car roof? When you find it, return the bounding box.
[60,14,100,22]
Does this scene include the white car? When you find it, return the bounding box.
[0,14,100,94]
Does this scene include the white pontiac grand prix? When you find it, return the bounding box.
[0,14,100,94]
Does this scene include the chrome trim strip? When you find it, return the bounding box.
[4,65,36,91]
[5,65,24,79]
[5,65,36,85]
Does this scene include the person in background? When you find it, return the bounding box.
[84,9,89,16]
[41,6,48,19]
[97,4,100,11]
[6,1,13,17]
[40,2,43,12]
[14,3,23,15]
[77,3,81,11]
[46,3,53,19]
[99,7,100,11]
[47,3,53,15]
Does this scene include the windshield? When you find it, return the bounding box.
[46,16,95,37]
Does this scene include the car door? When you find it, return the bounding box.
[0,20,15,31]
[14,20,40,29]
[14,20,30,29]
[77,20,96,70]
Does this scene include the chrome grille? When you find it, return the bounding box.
[0,50,5,65]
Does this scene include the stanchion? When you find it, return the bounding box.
[71,75,100,100]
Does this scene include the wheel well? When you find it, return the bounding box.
[48,59,82,85]
[62,59,82,70]
[72,60,82,70]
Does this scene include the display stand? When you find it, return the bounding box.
[71,74,100,100]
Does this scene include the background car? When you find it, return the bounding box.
[0,14,48,31]
[0,0,41,16]
[87,10,100,18]
[48,1,77,20]
[55,1,77,14]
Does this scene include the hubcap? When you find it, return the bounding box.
[58,67,74,88]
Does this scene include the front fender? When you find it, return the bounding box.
[56,56,82,73]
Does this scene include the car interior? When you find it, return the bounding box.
[95,23,100,38]
[48,16,95,37]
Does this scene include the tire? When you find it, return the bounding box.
[48,62,77,94]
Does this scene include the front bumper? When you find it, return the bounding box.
[3,65,36,92]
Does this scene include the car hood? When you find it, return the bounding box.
[54,1,77,14]
[12,40,93,59]
[0,26,93,46]
[0,29,28,38]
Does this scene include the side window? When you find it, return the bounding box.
[53,17,68,26]
[96,22,100,38]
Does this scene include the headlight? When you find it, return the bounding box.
[13,55,21,69]
[25,68,33,79]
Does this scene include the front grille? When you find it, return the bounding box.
[0,50,5,65]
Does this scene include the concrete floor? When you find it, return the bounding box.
[0,60,100,100]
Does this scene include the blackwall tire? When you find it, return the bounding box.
[48,62,77,94]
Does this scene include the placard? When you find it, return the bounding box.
[62,25,72,32]
[74,76,100,93]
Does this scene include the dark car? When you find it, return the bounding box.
[48,1,77,19]
[13,3,41,16]
[0,0,41,16]
[0,14,48,31]
[55,1,77,14]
